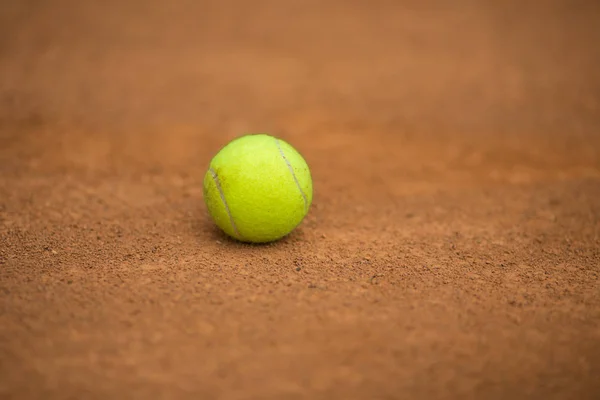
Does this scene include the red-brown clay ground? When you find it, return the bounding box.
[1,1,600,399]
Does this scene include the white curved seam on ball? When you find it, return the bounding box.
[275,138,308,212]
[209,167,243,239]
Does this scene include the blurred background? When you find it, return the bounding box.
[2,1,598,129]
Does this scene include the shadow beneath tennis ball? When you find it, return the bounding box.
[190,204,305,248]
[202,222,268,248]
[206,222,306,248]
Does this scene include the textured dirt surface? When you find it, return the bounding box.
[1,1,600,399]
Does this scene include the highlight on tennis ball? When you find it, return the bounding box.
[203,133,313,243]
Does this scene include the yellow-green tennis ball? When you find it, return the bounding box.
[203,133,313,243]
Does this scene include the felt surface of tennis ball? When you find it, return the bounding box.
[203,134,313,243]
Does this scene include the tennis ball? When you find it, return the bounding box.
[203,133,313,243]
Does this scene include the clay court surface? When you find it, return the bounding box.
[1,0,600,399]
